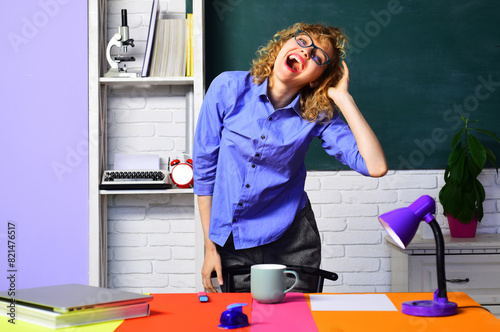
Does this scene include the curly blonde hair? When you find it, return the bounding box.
[250,23,347,122]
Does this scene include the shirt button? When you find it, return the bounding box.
[268,116,273,121]
[261,135,265,139]
[232,219,236,223]
[255,153,260,157]
[238,203,243,206]
[251,164,256,168]
[245,184,250,188]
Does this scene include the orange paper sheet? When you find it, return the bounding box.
[308,292,500,332]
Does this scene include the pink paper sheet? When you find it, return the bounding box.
[251,293,318,332]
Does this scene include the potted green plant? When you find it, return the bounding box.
[439,117,500,238]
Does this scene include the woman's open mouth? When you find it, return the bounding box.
[286,54,304,72]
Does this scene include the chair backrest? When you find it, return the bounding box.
[212,265,338,293]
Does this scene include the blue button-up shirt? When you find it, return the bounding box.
[193,71,369,250]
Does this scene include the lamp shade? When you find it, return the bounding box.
[378,208,419,249]
[378,195,436,249]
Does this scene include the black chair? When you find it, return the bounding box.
[211,265,338,293]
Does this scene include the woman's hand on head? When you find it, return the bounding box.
[327,60,350,104]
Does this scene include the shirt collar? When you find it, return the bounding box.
[256,77,302,116]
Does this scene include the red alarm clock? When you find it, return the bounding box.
[169,155,194,188]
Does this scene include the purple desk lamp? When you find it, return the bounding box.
[378,195,458,317]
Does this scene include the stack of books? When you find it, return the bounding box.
[0,284,152,329]
[141,0,193,77]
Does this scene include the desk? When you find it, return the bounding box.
[4,292,500,331]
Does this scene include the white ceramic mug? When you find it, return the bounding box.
[251,264,299,303]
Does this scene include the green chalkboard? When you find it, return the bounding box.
[204,0,500,170]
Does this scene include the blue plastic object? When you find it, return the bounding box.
[218,303,249,329]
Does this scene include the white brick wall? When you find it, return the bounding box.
[104,0,500,294]
[107,85,189,168]
[107,193,196,293]
[308,169,500,293]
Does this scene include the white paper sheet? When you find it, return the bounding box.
[114,153,160,170]
[309,294,398,311]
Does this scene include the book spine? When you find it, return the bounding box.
[186,13,193,77]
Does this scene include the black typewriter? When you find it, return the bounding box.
[100,170,172,190]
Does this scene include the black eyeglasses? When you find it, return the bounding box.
[294,30,330,66]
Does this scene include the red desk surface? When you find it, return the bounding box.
[114,293,252,332]
[113,292,500,332]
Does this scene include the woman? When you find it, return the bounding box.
[193,23,387,293]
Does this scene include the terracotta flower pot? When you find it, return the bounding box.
[447,214,478,238]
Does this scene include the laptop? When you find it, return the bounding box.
[0,284,153,313]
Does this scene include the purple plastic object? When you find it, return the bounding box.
[402,289,458,317]
[379,195,458,317]
[378,195,436,249]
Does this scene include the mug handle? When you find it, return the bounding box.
[283,270,299,293]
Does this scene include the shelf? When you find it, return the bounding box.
[385,233,500,253]
[89,0,205,289]
[100,188,194,195]
[99,76,195,86]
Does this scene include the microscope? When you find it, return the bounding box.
[104,9,138,78]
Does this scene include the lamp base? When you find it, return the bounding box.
[402,299,458,317]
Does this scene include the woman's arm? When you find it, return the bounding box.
[197,195,223,292]
[328,61,388,177]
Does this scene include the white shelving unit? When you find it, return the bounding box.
[88,0,205,289]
